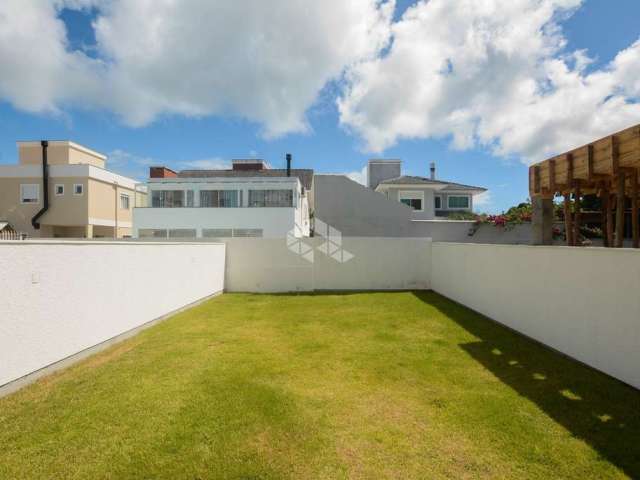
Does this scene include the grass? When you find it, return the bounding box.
[1,291,639,479]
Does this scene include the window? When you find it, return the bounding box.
[232,228,263,237]
[168,229,197,238]
[73,184,84,196]
[120,194,130,210]
[434,195,442,209]
[55,184,64,196]
[151,190,184,207]
[200,190,239,208]
[448,195,470,209]
[202,228,233,238]
[186,190,194,207]
[20,184,39,204]
[398,191,424,211]
[138,229,167,238]
[248,189,293,207]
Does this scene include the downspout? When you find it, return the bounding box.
[31,140,49,230]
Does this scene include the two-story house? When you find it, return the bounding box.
[132,157,312,239]
[0,141,145,238]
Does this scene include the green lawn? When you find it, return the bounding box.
[1,292,639,479]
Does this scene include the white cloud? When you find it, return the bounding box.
[345,166,368,185]
[106,149,156,180]
[338,0,640,163]
[178,158,230,170]
[3,0,640,165]
[0,0,394,137]
[0,1,102,114]
[473,190,492,210]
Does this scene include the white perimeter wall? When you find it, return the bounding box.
[221,237,431,292]
[0,241,225,387]
[431,243,640,389]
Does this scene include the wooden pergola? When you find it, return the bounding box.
[529,123,640,248]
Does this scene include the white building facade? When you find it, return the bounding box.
[133,161,311,239]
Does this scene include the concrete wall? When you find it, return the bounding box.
[431,243,640,389]
[218,237,431,292]
[0,241,226,388]
[133,207,297,238]
[314,237,431,290]
[367,160,401,189]
[312,175,414,237]
[410,219,475,241]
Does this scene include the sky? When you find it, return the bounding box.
[1,0,639,213]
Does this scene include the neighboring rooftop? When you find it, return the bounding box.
[16,140,107,169]
[176,168,314,190]
[377,175,486,192]
[150,157,314,190]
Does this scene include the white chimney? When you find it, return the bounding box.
[430,162,436,180]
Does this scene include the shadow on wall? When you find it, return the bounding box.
[413,291,640,478]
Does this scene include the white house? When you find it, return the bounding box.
[371,160,486,220]
[133,158,312,239]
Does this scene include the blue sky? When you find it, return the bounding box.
[1,0,639,213]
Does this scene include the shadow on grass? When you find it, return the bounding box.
[413,290,640,478]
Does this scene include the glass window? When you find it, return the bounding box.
[20,184,39,204]
[448,196,470,209]
[55,184,64,196]
[138,229,167,238]
[200,190,238,207]
[248,189,293,207]
[202,228,233,238]
[186,190,194,207]
[168,229,197,238]
[434,196,442,209]
[120,194,130,210]
[151,190,184,207]
[74,184,84,195]
[232,228,263,237]
[400,198,422,210]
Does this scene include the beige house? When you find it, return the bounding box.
[0,141,145,238]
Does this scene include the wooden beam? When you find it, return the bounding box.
[549,159,557,192]
[564,194,574,246]
[567,153,574,185]
[632,169,639,248]
[573,181,581,246]
[601,189,610,247]
[611,135,619,174]
[586,144,609,180]
[616,172,625,247]
[607,191,614,247]
[533,166,541,194]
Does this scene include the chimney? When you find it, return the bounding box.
[150,166,177,178]
[286,153,291,177]
[430,162,436,180]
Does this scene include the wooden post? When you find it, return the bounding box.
[573,182,581,246]
[601,190,610,247]
[563,194,574,246]
[632,169,639,248]
[606,189,614,247]
[616,173,626,247]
